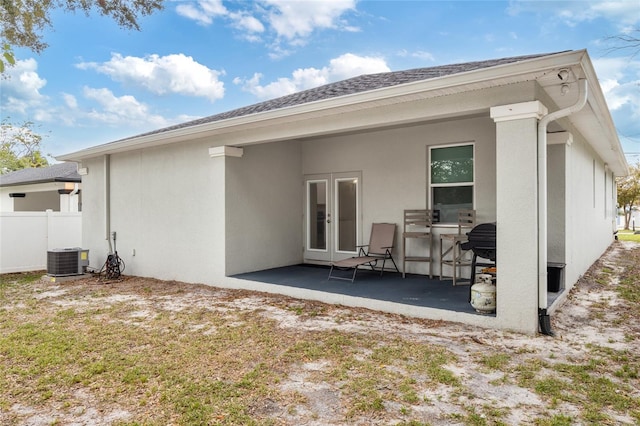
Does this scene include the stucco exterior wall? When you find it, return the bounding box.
[224,140,302,275]
[494,111,540,335]
[14,191,60,211]
[301,116,497,276]
[547,143,566,264]
[80,140,226,284]
[79,156,107,272]
[564,132,616,289]
[116,141,225,283]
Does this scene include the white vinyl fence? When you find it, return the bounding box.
[0,211,82,274]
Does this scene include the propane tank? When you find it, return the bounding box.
[470,273,496,313]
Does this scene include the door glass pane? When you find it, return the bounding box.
[308,181,327,250]
[433,186,473,223]
[337,179,357,252]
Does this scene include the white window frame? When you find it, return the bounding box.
[428,142,475,224]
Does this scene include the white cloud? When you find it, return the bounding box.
[0,58,48,114]
[588,1,640,26]
[592,57,640,117]
[76,53,225,102]
[592,57,640,153]
[263,0,357,41]
[176,0,265,38]
[229,11,265,34]
[397,49,436,62]
[62,93,78,109]
[327,53,389,80]
[235,53,389,99]
[508,0,640,28]
[82,87,171,127]
[175,0,227,25]
[175,0,357,53]
[0,58,193,146]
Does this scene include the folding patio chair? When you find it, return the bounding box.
[328,222,400,282]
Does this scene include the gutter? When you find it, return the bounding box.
[57,51,587,162]
[537,78,588,336]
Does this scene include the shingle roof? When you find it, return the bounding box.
[117,51,564,142]
[0,162,81,187]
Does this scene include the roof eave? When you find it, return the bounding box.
[0,177,80,187]
[57,50,592,162]
[579,53,629,176]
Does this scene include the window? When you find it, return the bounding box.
[429,144,474,223]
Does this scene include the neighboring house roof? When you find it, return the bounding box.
[124,51,559,141]
[0,162,81,187]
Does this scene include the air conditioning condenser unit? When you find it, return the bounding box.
[47,248,90,276]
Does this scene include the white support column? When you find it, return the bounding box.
[69,193,80,212]
[1,193,15,212]
[491,101,548,334]
[59,193,71,212]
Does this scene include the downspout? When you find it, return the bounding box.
[537,78,588,335]
[68,183,80,213]
[105,154,113,254]
[70,183,79,196]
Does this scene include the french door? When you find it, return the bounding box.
[304,172,362,263]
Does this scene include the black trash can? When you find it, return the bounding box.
[547,262,565,292]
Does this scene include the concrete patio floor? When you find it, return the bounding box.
[233,264,485,315]
[233,264,565,317]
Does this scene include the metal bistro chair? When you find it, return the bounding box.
[439,209,476,285]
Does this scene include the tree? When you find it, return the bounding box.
[617,162,640,230]
[604,28,640,59]
[0,0,164,72]
[0,118,50,173]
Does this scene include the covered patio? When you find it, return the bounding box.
[60,50,623,334]
[233,265,565,315]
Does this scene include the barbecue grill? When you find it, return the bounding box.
[461,223,496,297]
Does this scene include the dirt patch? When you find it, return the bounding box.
[1,241,639,425]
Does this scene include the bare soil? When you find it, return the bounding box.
[1,241,639,425]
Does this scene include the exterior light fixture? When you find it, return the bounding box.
[557,69,569,81]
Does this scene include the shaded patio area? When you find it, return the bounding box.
[233,264,484,315]
[233,264,565,316]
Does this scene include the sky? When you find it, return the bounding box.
[1,0,639,163]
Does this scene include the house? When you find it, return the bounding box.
[0,163,83,273]
[57,50,627,334]
[0,162,82,212]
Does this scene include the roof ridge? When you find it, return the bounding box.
[95,51,571,146]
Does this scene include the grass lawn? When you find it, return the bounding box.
[1,243,639,425]
[617,229,640,242]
